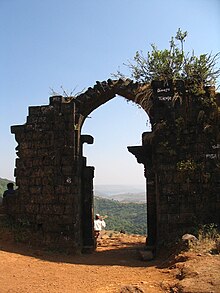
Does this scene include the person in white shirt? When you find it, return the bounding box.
[94,213,106,240]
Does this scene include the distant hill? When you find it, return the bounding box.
[94,196,147,235]
[95,184,145,195]
[94,184,146,203]
[97,192,146,203]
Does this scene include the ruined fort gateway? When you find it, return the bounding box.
[10,78,219,253]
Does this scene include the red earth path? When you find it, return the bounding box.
[0,232,219,293]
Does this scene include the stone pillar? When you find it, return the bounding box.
[81,163,95,252]
[10,96,83,252]
[80,135,95,252]
[146,176,157,248]
[128,142,157,249]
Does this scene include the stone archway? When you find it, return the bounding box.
[9,79,219,254]
[80,94,150,251]
[71,79,155,251]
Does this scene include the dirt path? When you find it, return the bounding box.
[0,233,219,293]
[0,234,175,293]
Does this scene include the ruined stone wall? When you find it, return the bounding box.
[11,96,83,250]
[9,79,141,252]
[8,79,220,253]
[143,87,220,245]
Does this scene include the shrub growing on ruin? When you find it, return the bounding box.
[116,29,220,95]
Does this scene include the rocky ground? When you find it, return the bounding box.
[0,228,219,293]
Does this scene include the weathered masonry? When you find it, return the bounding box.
[8,79,220,253]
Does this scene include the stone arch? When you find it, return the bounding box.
[76,81,152,248]
[70,79,154,251]
[9,79,219,254]
[72,79,151,147]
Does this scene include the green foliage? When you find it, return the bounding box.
[94,196,147,235]
[184,52,220,95]
[192,223,220,240]
[198,223,219,240]
[118,28,220,93]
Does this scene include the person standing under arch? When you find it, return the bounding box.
[94,214,106,240]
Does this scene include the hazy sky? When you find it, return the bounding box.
[0,0,219,187]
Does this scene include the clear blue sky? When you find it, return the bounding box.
[0,0,219,187]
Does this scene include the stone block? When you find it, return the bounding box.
[55,185,71,195]
[24,204,39,214]
[168,213,180,223]
[28,106,42,116]
[61,166,73,175]
[64,205,74,215]
[29,186,42,194]
[40,204,65,215]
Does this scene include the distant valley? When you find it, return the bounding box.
[94,196,147,235]
[94,184,146,203]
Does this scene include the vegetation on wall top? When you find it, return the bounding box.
[116,29,220,96]
[116,28,220,101]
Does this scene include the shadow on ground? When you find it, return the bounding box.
[0,234,164,268]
